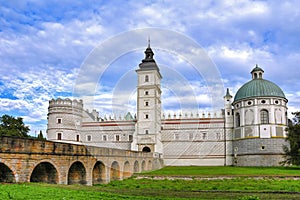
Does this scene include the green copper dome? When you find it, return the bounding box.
[234,65,286,102]
[234,79,286,102]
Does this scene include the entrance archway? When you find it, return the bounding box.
[68,161,86,185]
[92,161,106,184]
[0,163,15,183]
[142,146,151,152]
[30,162,58,184]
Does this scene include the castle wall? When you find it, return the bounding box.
[233,138,288,166]
[161,117,226,166]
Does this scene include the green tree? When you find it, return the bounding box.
[37,130,45,140]
[0,114,30,137]
[281,112,300,166]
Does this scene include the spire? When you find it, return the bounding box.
[224,88,232,99]
[142,38,155,63]
[148,36,150,48]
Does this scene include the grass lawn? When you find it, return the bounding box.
[0,166,300,199]
[140,166,300,177]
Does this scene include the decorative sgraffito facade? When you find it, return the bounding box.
[47,44,289,166]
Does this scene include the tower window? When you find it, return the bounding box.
[260,109,269,124]
[145,114,149,119]
[235,113,241,127]
[57,118,62,124]
[115,135,120,141]
[145,101,149,106]
[87,135,91,141]
[145,91,149,95]
[57,133,62,140]
[76,135,80,141]
[129,135,133,141]
[145,75,149,82]
[202,133,207,140]
[103,135,107,141]
[145,130,149,134]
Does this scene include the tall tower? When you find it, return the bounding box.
[132,41,163,154]
[223,88,234,165]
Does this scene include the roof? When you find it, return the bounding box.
[234,79,286,102]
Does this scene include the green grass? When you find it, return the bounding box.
[140,166,300,177]
[1,166,300,199]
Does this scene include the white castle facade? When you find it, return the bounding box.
[47,44,289,166]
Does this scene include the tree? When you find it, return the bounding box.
[0,115,30,138]
[281,112,300,166]
[37,130,45,140]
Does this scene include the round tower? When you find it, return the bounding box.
[232,65,288,166]
[47,98,83,142]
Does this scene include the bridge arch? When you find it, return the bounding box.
[30,161,59,184]
[0,162,15,183]
[133,160,139,173]
[141,160,146,171]
[148,160,152,171]
[110,161,120,180]
[68,161,86,185]
[123,161,131,178]
[92,161,106,184]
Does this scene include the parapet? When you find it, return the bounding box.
[162,111,224,119]
[49,98,83,109]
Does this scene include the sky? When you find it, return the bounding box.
[1,0,300,136]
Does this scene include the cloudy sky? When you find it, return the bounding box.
[1,0,300,136]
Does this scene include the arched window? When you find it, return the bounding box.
[145,75,149,82]
[260,109,269,124]
[235,113,240,127]
[57,133,62,140]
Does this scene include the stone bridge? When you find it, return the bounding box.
[0,136,163,185]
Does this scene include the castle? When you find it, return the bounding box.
[47,43,289,166]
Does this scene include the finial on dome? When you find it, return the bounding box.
[148,36,151,48]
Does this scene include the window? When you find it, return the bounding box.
[260,109,269,124]
[145,101,149,106]
[57,133,62,140]
[129,135,133,141]
[189,133,193,140]
[76,135,80,142]
[103,135,107,141]
[145,75,149,82]
[145,130,149,134]
[57,118,62,124]
[235,113,241,127]
[145,91,149,95]
[174,134,179,140]
[145,114,149,119]
[202,133,207,140]
[87,135,91,141]
[116,135,120,141]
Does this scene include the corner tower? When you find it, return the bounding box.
[133,41,163,154]
[232,65,288,166]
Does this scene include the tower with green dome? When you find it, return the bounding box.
[230,65,289,166]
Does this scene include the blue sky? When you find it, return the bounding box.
[1,0,300,136]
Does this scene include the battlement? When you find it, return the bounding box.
[49,98,83,109]
[162,111,224,120]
